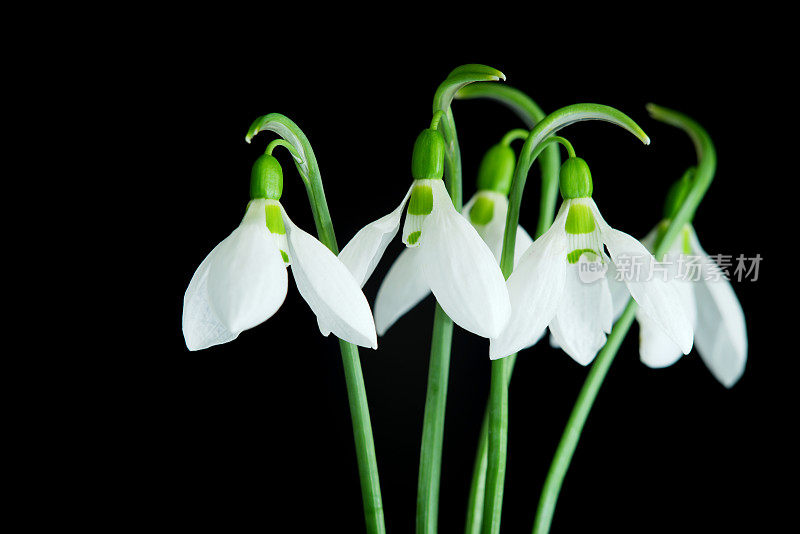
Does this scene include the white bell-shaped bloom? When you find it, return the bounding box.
[331,179,511,338]
[490,197,694,365]
[461,190,534,265]
[628,223,747,387]
[183,199,377,351]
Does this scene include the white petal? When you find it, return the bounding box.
[548,260,612,366]
[689,228,747,387]
[206,200,288,335]
[552,257,615,354]
[605,259,632,320]
[373,247,430,335]
[637,310,684,368]
[282,207,378,349]
[593,201,693,354]
[607,222,662,321]
[462,191,507,260]
[338,185,413,287]
[638,253,697,367]
[462,192,533,267]
[514,225,535,267]
[182,243,239,351]
[421,180,510,338]
[639,225,660,252]
[489,204,570,359]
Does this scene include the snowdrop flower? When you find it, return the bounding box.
[462,140,534,264]
[622,175,747,386]
[490,156,694,365]
[183,154,377,351]
[331,126,511,338]
[338,139,531,336]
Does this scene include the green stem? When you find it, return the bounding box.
[483,104,649,534]
[246,114,385,534]
[416,65,506,534]
[532,104,716,534]
[417,305,454,534]
[500,128,530,146]
[457,84,559,534]
[265,138,300,158]
[532,302,638,533]
[340,339,386,534]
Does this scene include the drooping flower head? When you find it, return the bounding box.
[344,136,535,338]
[630,173,747,386]
[491,156,694,365]
[462,138,533,265]
[183,152,377,351]
[330,123,511,338]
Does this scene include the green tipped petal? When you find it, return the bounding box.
[408,183,434,215]
[567,248,597,264]
[265,203,286,234]
[565,203,596,234]
[469,196,495,226]
[682,227,691,255]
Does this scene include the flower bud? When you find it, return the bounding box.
[476,143,515,195]
[411,129,445,180]
[559,157,593,199]
[250,154,283,200]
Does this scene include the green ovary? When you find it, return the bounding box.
[408,184,434,215]
[565,204,596,234]
[469,197,495,226]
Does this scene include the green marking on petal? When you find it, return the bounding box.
[567,248,597,264]
[565,204,596,235]
[408,184,434,215]
[682,227,691,255]
[265,204,286,235]
[469,196,495,226]
[280,250,289,263]
[408,231,422,245]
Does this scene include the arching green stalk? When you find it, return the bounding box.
[456,84,563,237]
[482,104,650,534]
[246,114,385,534]
[416,64,506,534]
[531,104,716,534]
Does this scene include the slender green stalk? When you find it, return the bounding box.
[531,304,636,534]
[483,104,649,534]
[340,339,386,533]
[246,114,385,534]
[417,304,454,533]
[415,65,506,534]
[456,84,559,534]
[532,104,716,534]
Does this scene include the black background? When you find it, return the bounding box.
[97,15,790,534]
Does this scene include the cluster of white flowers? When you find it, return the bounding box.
[183,144,746,388]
